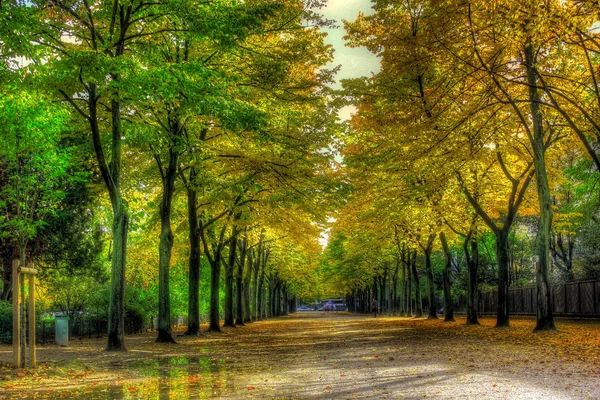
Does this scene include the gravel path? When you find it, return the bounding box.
[1,313,599,399]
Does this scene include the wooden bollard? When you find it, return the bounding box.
[12,260,38,368]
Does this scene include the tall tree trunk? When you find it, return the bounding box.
[236,237,247,326]
[257,256,265,321]
[208,254,221,332]
[495,230,510,327]
[276,283,280,316]
[465,233,480,325]
[388,273,393,315]
[411,249,422,317]
[439,232,455,322]
[89,90,127,351]
[372,279,378,313]
[270,280,276,317]
[425,252,436,319]
[525,42,555,332]
[223,233,237,328]
[107,200,127,350]
[185,172,201,335]
[244,248,253,323]
[393,259,400,314]
[156,139,179,344]
[422,234,437,319]
[260,248,270,319]
[405,253,411,316]
[275,282,280,316]
[380,273,386,314]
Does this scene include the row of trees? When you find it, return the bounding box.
[323,0,600,330]
[1,0,337,351]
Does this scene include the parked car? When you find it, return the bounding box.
[297,306,312,311]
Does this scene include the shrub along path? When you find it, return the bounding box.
[0,313,599,399]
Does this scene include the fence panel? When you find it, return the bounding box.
[566,283,580,314]
[523,288,533,313]
[554,285,566,313]
[513,289,522,313]
[467,279,600,317]
[580,282,595,314]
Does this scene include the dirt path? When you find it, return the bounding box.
[1,313,599,399]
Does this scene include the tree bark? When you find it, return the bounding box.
[156,129,179,344]
[411,249,422,317]
[495,230,510,327]
[244,248,253,323]
[406,252,411,316]
[465,233,480,325]
[88,89,127,351]
[393,258,400,314]
[525,42,556,332]
[421,234,437,319]
[208,254,222,332]
[236,237,247,326]
[439,232,455,322]
[107,74,127,350]
[223,233,237,328]
[185,171,201,336]
[257,252,265,321]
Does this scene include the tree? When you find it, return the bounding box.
[0,87,75,366]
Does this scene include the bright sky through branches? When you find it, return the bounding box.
[318,0,381,120]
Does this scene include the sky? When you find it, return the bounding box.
[317,0,381,120]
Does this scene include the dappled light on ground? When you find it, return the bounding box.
[1,313,599,398]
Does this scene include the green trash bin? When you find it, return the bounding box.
[55,316,69,347]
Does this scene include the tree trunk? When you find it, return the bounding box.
[465,234,480,325]
[405,254,411,316]
[423,235,437,319]
[185,174,201,336]
[525,42,555,332]
[276,282,281,316]
[156,141,179,344]
[411,250,422,317]
[107,200,127,351]
[388,274,393,315]
[495,230,510,327]
[208,255,222,332]
[393,260,399,315]
[257,257,265,321]
[439,232,455,322]
[243,250,252,323]
[223,233,237,328]
[89,91,127,352]
[380,273,386,314]
[156,213,175,343]
[236,237,247,326]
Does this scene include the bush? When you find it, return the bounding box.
[0,301,11,344]
[125,303,146,334]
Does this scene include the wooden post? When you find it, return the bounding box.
[12,259,20,369]
[28,263,36,367]
[12,261,38,369]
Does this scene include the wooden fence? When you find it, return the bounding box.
[457,279,600,317]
